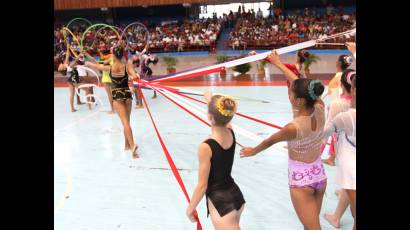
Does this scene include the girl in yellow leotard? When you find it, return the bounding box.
[100,47,115,113]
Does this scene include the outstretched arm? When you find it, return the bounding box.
[85,61,110,72]
[64,49,70,65]
[102,54,113,65]
[323,112,348,140]
[84,52,97,63]
[266,50,298,83]
[345,42,356,59]
[68,54,80,68]
[240,123,297,157]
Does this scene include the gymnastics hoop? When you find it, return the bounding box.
[66,17,92,30]
[80,24,121,53]
[120,22,150,52]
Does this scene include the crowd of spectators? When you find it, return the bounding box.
[54,5,356,69]
[54,18,221,60]
[229,6,355,50]
[146,18,221,53]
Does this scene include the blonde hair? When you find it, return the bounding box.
[208,95,237,126]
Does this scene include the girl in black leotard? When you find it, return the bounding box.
[85,43,140,157]
[58,49,85,112]
[186,92,245,229]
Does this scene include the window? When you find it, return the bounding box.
[199,2,271,19]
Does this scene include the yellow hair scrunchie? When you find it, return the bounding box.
[216,96,237,117]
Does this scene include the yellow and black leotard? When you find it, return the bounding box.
[110,65,132,101]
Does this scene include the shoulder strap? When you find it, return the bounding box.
[229,128,236,147]
[203,139,217,156]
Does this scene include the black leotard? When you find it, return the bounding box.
[110,65,132,101]
[204,129,245,217]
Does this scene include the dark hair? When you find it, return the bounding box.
[208,95,237,126]
[151,55,159,65]
[291,78,324,109]
[113,45,124,60]
[297,49,310,64]
[59,68,67,76]
[338,55,352,70]
[341,69,356,93]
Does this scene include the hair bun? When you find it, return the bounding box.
[216,97,237,117]
[113,45,124,59]
[307,80,324,100]
[344,55,353,65]
[313,82,324,97]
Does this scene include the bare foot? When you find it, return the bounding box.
[322,158,335,166]
[324,213,340,228]
[132,144,139,158]
[124,139,131,150]
[152,95,157,99]
[136,104,144,109]
[107,110,115,114]
[77,102,85,105]
[71,108,77,112]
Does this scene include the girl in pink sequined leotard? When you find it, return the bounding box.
[241,49,327,230]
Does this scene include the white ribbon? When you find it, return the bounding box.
[152,29,355,83]
[153,86,287,153]
[74,66,103,108]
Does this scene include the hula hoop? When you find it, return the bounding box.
[66,17,92,29]
[120,22,150,52]
[89,26,121,51]
[80,24,121,52]
[61,27,83,58]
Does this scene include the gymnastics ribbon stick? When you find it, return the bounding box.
[151,29,355,83]
[140,89,203,230]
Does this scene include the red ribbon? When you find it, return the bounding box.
[140,79,330,146]
[149,85,245,148]
[140,89,202,230]
[170,91,332,146]
[151,66,225,83]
